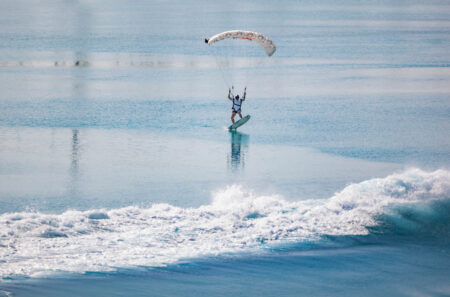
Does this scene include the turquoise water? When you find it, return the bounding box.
[1,0,450,296]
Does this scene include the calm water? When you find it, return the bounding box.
[1,0,450,296]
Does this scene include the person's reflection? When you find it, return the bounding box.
[69,129,80,193]
[228,131,249,173]
[65,1,91,200]
[71,129,79,175]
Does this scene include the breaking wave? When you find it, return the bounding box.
[0,168,449,278]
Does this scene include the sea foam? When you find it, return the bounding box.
[0,168,449,278]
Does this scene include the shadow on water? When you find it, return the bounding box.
[227,130,249,173]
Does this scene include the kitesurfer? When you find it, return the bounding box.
[228,87,246,124]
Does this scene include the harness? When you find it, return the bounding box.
[232,98,242,112]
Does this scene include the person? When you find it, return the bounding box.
[228,87,246,124]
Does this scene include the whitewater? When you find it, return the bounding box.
[1,168,448,278]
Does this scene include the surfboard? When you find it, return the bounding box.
[228,115,251,130]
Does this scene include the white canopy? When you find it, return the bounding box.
[206,30,276,56]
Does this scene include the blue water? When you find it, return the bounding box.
[1,0,450,296]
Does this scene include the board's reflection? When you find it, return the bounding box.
[228,131,249,173]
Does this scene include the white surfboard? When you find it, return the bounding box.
[228,115,251,130]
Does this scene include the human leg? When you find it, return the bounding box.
[231,111,236,124]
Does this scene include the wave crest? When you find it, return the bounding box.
[0,168,448,278]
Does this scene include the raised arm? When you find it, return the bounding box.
[228,88,233,100]
[242,87,247,101]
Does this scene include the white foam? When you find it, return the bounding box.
[0,290,12,297]
[0,168,449,278]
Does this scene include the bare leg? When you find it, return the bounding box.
[231,112,236,124]
[238,110,243,119]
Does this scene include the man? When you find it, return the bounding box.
[228,87,246,124]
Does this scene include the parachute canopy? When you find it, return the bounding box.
[205,30,276,56]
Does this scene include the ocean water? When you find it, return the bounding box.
[1,0,450,296]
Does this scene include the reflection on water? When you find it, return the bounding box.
[228,131,249,173]
[71,129,79,173]
[69,129,80,198]
[67,1,91,199]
